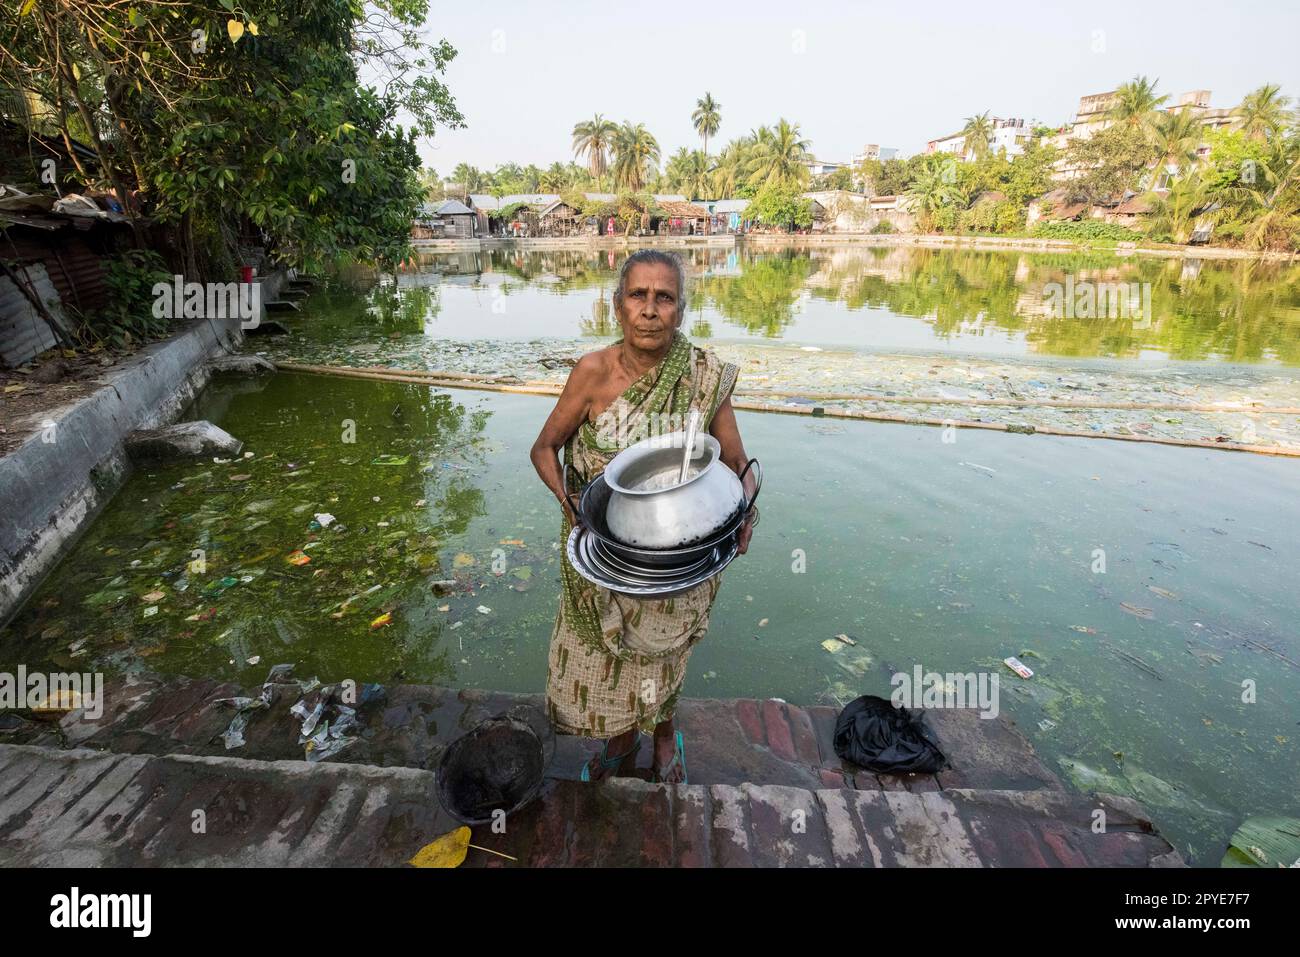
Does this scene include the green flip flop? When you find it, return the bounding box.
[580,735,642,782]
[652,730,687,785]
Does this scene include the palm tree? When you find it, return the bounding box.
[692,93,721,156]
[743,118,811,190]
[539,162,573,192]
[960,112,994,161]
[1151,110,1204,178]
[665,148,713,199]
[1145,173,1215,244]
[1235,84,1290,142]
[611,122,660,191]
[711,137,752,198]
[572,114,617,191]
[450,163,483,197]
[1110,76,1169,140]
[906,156,966,230]
[1225,135,1300,249]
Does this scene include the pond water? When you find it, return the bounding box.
[329,245,1300,363]
[3,370,1298,864]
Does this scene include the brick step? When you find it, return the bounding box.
[0,745,1181,868]
[465,777,1182,868]
[0,743,456,867]
[2,676,1062,796]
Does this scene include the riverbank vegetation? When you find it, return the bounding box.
[2,1,463,282]
[437,76,1299,251]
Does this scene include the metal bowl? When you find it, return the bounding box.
[574,471,746,568]
[566,526,740,598]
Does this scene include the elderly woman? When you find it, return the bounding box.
[530,250,757,784]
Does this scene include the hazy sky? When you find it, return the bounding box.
[416,0,1300,173]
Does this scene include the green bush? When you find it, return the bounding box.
[90,250,174,347]
[869,220,896,234]
[1030,220,1142,242]
[932,206,960,232]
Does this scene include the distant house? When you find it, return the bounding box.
[413,199,476,239]
[696,198,750,233]
[654,200,709,235]
[1026,188,1088,226]
[538,199,587,235]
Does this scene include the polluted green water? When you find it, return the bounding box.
[304,245,1300,363]
[3,369,1299,863]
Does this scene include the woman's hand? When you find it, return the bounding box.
[737,509,755,555]
[709,396,757,557]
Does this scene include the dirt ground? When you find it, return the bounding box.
[0,350,122,454]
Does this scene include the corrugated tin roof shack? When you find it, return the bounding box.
[0,190,134,366]
[413,199,477,239]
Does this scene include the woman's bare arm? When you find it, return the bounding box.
[530,354,599,525]
[709,396,757,554]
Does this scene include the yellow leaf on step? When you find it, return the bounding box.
[409,827,470,868]
[453,552,475,568]
[370,612,392,629]
[227,19,244,42]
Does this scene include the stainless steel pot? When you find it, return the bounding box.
[574,472,745,568]
[601,431,755,549]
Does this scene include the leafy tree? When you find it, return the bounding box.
[1065,123,1159,203]
[745,181,813,231]
[2,0,463,277]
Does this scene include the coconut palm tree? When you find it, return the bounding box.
[743,119,811,190]
[1235,84,1291,142]
[1145,172,1216,244]
[906,156,966,230]
[1110,76,1169,140]
[1151,110,1204,178]
[572,114,617,191]
[665,148,713,200]
[960,112,995,161]
[450,163,483,196]
[1225,135,1300,249]
[692,93,721,156]
[611,122,660,192]
[711,137,752,198]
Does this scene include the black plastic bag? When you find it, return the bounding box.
[833,695,947,773]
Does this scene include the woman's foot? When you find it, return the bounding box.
[651,722,686,784]
[582,729,640,781]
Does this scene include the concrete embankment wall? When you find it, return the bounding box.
[0,315,244,625]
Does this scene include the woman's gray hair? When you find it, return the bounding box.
[612,249,686,311]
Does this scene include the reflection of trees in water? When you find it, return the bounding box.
[366,280,440,335]
[696,252,814,337]
[580,289,617,337]
[804,247,1300,363]
[419,245,1300,362]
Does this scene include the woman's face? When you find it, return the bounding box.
[617,262,681,353]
